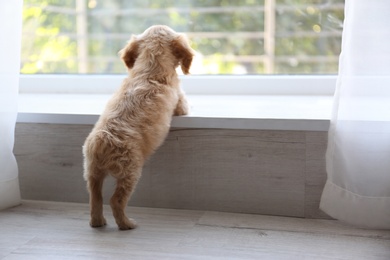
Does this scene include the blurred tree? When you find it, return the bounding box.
[21,0,344,74]
[21,0,77,73]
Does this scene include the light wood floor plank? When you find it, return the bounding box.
[1,200,389,260]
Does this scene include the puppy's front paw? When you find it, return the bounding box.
[117,218,137,230]
[174,97,189,116]
[174,107,188,116]
[90,216,107,228]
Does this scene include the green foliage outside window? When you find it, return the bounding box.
[21,0,344,74]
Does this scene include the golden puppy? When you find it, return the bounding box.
[83,25,194,230]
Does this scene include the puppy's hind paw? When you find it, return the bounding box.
[90,217,107,228]
[117,218,137,230]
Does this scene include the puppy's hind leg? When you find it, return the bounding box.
[86,166,107,228]
[110,169,140,230]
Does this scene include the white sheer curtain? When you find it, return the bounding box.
[320,0,390,229]
[0,0,22,210]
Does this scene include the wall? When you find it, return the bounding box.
[14,123,330,219]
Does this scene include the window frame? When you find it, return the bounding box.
[19,74,337,96]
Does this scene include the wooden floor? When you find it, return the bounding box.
[1,201,389,260]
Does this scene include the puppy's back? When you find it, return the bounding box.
[85,77,178,163]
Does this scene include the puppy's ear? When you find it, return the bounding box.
[171,35,194,74]
[119,36,139,69]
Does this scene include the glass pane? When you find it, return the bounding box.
[21,0,344,74]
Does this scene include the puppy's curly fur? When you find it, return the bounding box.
[82,25,194,230]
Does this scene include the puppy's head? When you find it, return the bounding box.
[119,25,194,74]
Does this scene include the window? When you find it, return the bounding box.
[21,0,344,75]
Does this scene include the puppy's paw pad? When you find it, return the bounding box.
[118,218,137,230]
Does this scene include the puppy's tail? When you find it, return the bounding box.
[89,130,136,174]
[84,130,118,162]
[95,130,123,147]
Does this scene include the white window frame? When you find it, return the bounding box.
[19,74,336,95]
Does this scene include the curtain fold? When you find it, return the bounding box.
[320,0,390,229]
[0,0,23,210]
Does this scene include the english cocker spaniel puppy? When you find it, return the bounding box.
[83,25,194,230]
